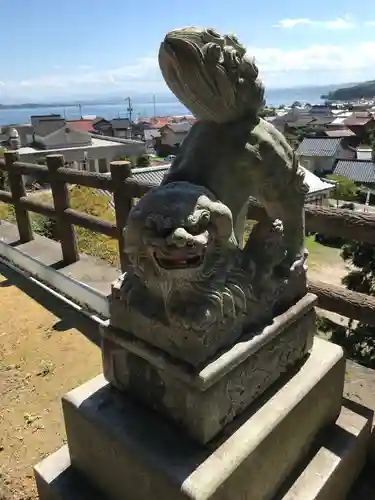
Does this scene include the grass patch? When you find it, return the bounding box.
[304,235,341,267]
[0,186,121,267]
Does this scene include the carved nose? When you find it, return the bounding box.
[167,227,191,248]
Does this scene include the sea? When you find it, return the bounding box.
[0,87,327,126]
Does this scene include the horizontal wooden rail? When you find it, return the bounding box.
[0,160,48,176]
[64,208,117,238]
[247,200,375,244]
[309,279,375,326]
[56,168,113,191]
[0,189,12,203]
[305,205,375,245]
[19,197,56,218]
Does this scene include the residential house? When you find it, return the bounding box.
[129,164,333,206]
[270,107,312,132]
[92,117,112,135]
[297,137,355,174]
[144,128,161,153]
[67,119,96,134]
[308,116,334,130]
[0,114,145,182]
[26,115,92,150]
[302,167,334,206]
[333,159,375,186]
[92,117,132,138]
[343,112,375,141]
[324,128,361,150]
[110,118,132,138]
[158,122,192,148]
[309,105,333,117]
[356,147,372,160]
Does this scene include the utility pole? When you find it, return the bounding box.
[153,94,156,120]
[125,96,133,139]
[78,103,82,119]
[126,96,133,123]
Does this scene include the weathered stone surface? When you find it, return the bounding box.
[62,338,344,500]
[34,445,105,500]
[110,258,307,367]
[35,401,372,500]
[110,28,313,367]
[275,401,373,500]
[103,294,316,443]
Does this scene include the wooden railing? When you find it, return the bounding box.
[1,150,375,325]
[0,152,154,271]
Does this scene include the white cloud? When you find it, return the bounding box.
[274,15,355,29]
[251,41,375,87]
[365,21,375,26]
[0,56,161,101]
[2,40,375,100]
[16,57,158,90]
[275,18,312,28]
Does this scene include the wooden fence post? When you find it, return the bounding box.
[5,151,33,243]
[46,154,79,264]
[110,161,133,272]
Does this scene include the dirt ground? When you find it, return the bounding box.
[0,252,374,499]
[0,263,102,500]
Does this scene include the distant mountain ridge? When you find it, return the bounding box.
[323,81,375,101]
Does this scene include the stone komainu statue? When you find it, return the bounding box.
[115,27,309,367]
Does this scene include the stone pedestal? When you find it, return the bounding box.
[34,338,373,500]
[102,294,316,443]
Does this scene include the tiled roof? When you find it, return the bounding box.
[344,116,373,126]
[33,118,66,137]
[285,118,314,128]
[130,164,333,197]
[297,138,342,157]
[161,122,192,133]
[309,116,334,126]
[303,167,334,195]
[131,165,170,185]
[144,129,161,141]
[110,118,131,129]
[67,119,95,133]
[324,128,356,138]
[333,160,375,184]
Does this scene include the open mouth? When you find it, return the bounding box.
[154,253,203,269]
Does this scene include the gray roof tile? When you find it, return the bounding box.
[333,160,375,184]
[162,122,192,133]
[297,138,342,157]
[131,165,169,185]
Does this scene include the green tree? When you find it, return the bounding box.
[326,174,358,206]
[340,242,375,366]
[136,154,151,168]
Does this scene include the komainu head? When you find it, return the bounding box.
[159,27,265,122]
[124,181,238,297]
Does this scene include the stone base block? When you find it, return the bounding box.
[35,400,373,500]
[101,293,316,443]
[61,338,344,500]
[34,446,105,500]
[276,401,373,500]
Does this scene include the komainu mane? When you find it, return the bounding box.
[115,26,309,367]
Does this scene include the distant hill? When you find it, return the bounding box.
[323,81,375,101]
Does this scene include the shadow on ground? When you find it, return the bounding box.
[0,262,101,347]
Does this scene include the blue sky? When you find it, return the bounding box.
[1,0,375,101]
